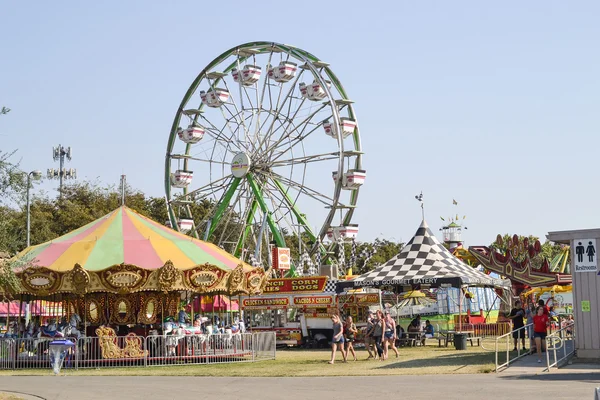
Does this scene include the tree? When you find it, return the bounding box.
[352,238,404,275]
[0,150,27,293]
[0,259,22,297]
[0,150,27,207]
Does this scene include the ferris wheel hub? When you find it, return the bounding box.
[231,152,251,178]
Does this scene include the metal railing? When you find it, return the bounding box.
[435,322,511,338]
[494,323,531,372]
[0,331,276,370]
[545,322,575,371]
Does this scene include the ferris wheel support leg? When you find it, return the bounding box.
[246,173,286,248]
[234,199,259,258]
[206,177,242,240]
[271,179,317,243]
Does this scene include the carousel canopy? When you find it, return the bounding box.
[16,206,248,272]
[9,207,269,297]
[337,220,510,292]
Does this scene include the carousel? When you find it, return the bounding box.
[0,206,271,369]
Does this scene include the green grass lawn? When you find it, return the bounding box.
[0,344,502,377]
[0,393,24,400]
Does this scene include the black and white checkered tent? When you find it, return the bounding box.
[336,221,509,292]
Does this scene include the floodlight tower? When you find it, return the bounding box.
[47,145,76,197]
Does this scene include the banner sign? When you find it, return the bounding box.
[264,277,328,294]
[241,297,289,309]
[338,293,380,306]
[272,247,291,270]
[302,311,334,318]
[293,295,334,308]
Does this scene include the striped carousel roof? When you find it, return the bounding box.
[337,220,510,291]
[15,206,250,272]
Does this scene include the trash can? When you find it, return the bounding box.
[48,339,75,375]
[453,333,467,351]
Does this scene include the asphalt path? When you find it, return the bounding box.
[1,369,599,400]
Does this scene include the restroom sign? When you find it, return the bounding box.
[574,238,597,273]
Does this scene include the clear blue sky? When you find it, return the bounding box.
[2,1,599,247]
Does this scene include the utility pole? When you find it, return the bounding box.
[26,170,42,247]
[47,145,76,197]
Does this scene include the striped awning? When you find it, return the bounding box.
[15,206,250,272]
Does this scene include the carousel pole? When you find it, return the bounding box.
[6,299,10,336]
[83,295,87,336]
[160,296,164,334]
[228,295,233,326]
[238,294,243,331]
[191,292,194,326]
[18,295,23,337]
[24,296,30,327]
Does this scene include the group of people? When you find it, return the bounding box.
[507,298,574,363]
[328,310,435,364]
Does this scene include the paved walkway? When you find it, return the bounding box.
[498,339,576,374]
[0,369,598,400]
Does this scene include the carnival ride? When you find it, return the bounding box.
[164,42,364,273]
[469,235,572,288]
[1,206,271,369]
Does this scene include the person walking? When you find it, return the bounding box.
[525,301,535,353]
[533,306,550,363]
[383,311,399,359]
[507,300,526,351]
[344,315,358,361]
[372,310,385,361]
[328,314,347,364]
[364,311,377,359]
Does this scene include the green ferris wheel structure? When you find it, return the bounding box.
[165,42,365,272]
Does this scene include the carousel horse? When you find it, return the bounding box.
[41,319,64,338]
[61,313,83,340]
[162,318,185,357]
[2,321,18,338]
[24,319,38,338]
[21,319,41,352]
[162,316,209,356]
[26,319,63,355]
[57,316,69,332]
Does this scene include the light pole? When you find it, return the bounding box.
[26,170,42,247]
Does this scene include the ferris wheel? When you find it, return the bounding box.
[165,42,365,269]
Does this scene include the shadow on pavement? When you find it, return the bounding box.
[376,352,493,371]
[499,372,600,383]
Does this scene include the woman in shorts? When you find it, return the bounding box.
[328,315,347,364]
[383,311,399,359]
[344,315,358,361]
[533,306,550,363]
